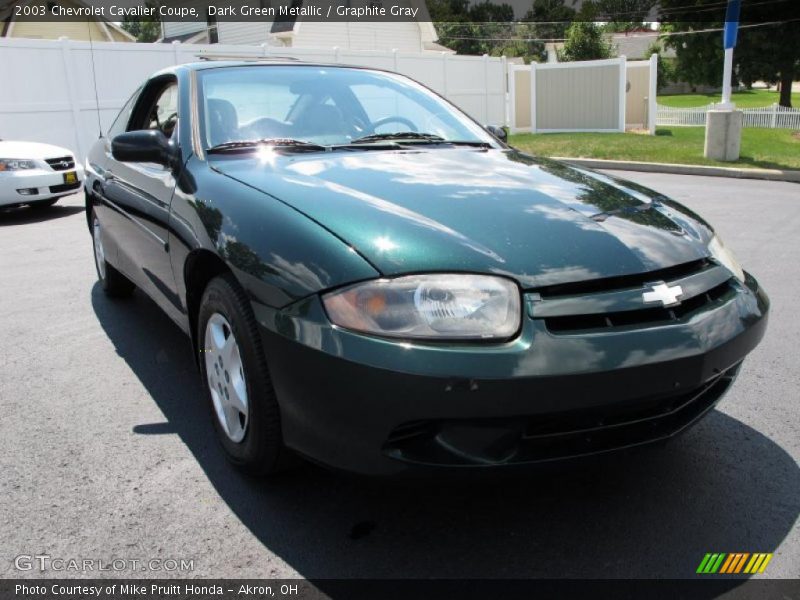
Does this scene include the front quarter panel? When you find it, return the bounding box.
[169,156,380,310]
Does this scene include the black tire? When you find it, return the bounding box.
[91,211,135,298]
[30,197,58,208]
[197,274,289,476]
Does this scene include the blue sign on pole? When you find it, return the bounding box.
[724,0,742,49]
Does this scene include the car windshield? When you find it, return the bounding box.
[198,65,497,150]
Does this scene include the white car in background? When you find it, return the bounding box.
[0,140,84,209]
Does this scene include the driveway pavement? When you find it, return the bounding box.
[1,171,798,582]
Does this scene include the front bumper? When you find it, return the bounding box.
[0,165,84,206]
[254,274,769,476]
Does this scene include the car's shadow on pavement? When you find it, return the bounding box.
[91,283,800,585]
[0,204,83,225]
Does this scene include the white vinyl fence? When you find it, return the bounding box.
[657,103,800,128]
[0,37,509,161]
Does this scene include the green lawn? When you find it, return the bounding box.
[508,127,800,171]
[658,89,800,108]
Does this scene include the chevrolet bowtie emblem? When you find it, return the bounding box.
[642,282,683,307]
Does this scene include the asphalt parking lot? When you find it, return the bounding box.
[1,171,798,581]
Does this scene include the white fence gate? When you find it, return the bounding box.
[656,103,800,128]
[509,54,657,135]
[0,37,509,160]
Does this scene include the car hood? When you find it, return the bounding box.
[213,148,713,288]
[0,140,73,159]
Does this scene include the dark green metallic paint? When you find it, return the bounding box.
[212,148,713,289]
[84,61,769,476]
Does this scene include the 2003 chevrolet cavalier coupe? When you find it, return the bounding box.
[85,61,768,475]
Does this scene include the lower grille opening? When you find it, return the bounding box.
[545,280,734,334]
[49,181,81,194]
[383,362,740,467]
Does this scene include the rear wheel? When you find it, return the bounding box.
[92,213,134,297]
[198,274,288,475]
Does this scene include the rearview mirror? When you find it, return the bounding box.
[111,130,172,166]
[486,125,508,143]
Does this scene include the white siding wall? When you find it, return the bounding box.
[292,21,422,51]
[162,21,206,38]
[217,22,273,45]
[217,21,425,51]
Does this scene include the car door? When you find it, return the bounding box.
[101,76,183,323]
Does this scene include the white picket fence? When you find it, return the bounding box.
[657,103,800,128]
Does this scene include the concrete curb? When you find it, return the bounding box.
[552,157,800,183]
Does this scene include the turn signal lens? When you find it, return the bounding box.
[708,234,745,282]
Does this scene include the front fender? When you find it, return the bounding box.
[169,157,381,311]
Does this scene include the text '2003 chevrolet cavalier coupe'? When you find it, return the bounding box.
[84,61,768,476]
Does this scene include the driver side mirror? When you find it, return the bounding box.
[111,130,173,166]
[486,125,508,144]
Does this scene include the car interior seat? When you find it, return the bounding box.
[207,98,239,147]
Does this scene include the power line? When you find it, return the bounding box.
[439,18,800,44]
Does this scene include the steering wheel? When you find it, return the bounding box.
[370,116,418,133]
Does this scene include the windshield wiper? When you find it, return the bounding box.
[207,138,327,154]
[351,132,447,144]
[351,132,492,148]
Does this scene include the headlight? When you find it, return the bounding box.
[708,234,745,282]
[0,159,36,172]
[322,274,521,340]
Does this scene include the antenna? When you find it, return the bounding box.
[87,19,103,139]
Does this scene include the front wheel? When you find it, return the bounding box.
[198,274,288,475]
[92,213,134,297]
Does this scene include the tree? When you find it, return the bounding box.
[522,0,575,41]
[428,0,548,62]
[558,22,615,61]
[659,1,799,107]
[121,1,161,42]
[589,0,657,32]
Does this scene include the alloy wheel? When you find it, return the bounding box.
[204,312,249,443]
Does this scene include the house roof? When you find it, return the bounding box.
[612,32,675,59]
[268,0,437,43]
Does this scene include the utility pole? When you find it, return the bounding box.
[719,0,741,108]
[704,0,743,161]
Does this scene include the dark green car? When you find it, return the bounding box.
[85,61,768,476]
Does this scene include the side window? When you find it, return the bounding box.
[107,86,141,140]
[144,83,179,138]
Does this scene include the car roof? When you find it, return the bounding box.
[151,59,370,78]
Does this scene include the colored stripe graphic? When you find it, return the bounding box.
[743,553,773,574]
[697,553,727,573]
[699,553,773,574]
[720,553,750,573]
